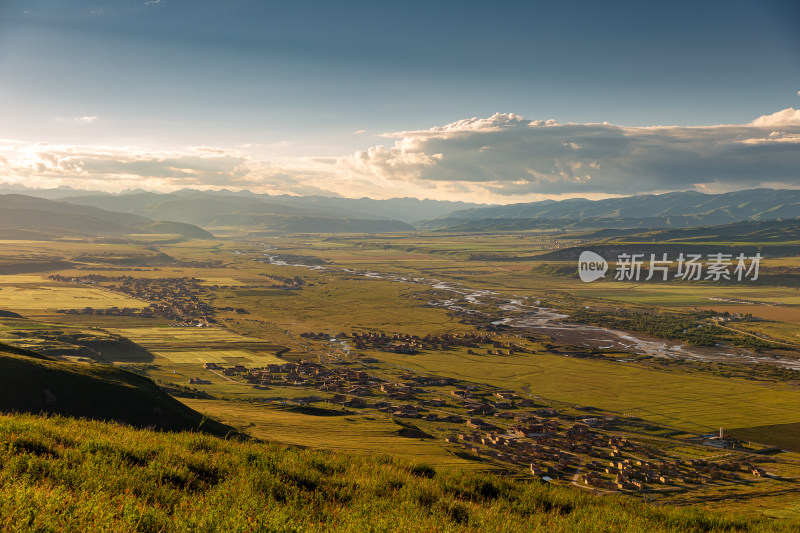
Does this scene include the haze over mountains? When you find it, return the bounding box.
[2,185,800,236]
[0,184,482,224]
[0,194,214,240]
[420,189,800,231]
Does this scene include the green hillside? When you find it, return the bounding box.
[0,412,795,532]
[0,343,232,436]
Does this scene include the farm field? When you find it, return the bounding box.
[727,423,800,454]
[728,321,800,345]
[104,326,289,366]
[181,398,488,470]
[0,285,147,311]
[369,348,800,434]
[696,305,800,324]
[572,285,800,307]
[152,349,285,365]
[108,326,273,346]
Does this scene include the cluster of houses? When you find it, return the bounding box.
[708,296,781,307]
[262,274,305,290]
[349,331,498,354]
[299,330,527,355]
[581,455,769,491]
[196,358,769,494]
[49,274,250,325]
[447,413,624,480]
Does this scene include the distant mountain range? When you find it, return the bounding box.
[595,218,800,244]
[3,185,800,234]
[0,194,214,240]
[59,191,419,233]
[418,189,800,230]
[0,185,483,226]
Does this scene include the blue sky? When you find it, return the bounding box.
[1,0,798,201]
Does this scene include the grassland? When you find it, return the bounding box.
[1,231,800,522]
[368,348,800,433]
[213,276,474,336]
[1,412,797,533]
[181,398,487,470]
[727,423,800,454]
[570,284,800,308]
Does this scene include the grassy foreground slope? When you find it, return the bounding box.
[0,343,231,436]
[1,413,797,533]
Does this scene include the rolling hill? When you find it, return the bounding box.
[0,342,232,435]
[0,409,793,532]
[0,194,214,240]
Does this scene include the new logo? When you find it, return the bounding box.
[578,251,608,282]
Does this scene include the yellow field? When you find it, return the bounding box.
[197,277,248,286]
[0,275,49,283]
[110,326,265,344]
[0,286,147,311]
[154,349,285,364]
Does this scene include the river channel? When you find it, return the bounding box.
[258,248,800,371]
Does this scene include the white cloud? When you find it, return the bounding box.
[3,107,800,202]
[750,107,800,126]
[74,116,98,125]
[0,144,250,191]
[338,110,800,196]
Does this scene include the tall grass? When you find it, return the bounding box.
[0,412,795,532]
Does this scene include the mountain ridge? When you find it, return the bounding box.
[418,188,800,230]
[0,194,214,240]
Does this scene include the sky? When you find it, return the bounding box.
[0,0,799,203]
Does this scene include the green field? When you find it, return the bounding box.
[369,348,800,433]
[727,422,800,454]
[183,398,487,470]
[571,284,800,307]
[213,276,474,336]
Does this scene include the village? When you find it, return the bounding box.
[37,273,783,497]
[192,347,773,495]
[48,274,249,325]
[300,330,528,355]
